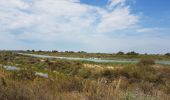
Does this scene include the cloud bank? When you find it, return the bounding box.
[0,0,169,53]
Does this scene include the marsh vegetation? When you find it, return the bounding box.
[0,51,170,100]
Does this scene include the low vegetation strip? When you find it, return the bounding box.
[27,50,170,60]
[18,53,170,65]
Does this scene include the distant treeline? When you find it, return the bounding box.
[25,50,170,56]
[0,50,170,56]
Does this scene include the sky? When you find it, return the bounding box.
[0,0,170,54]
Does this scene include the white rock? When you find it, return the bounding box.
[35,72,48,78]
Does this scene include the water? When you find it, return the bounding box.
[18,53,170,65]
[156,61,170,65]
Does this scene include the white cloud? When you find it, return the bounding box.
[96,6,139,33]
[0,0,139,34]
[0,0,168,53]
[107,0,126,8]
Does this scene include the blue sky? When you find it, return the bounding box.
[81,0,170,27]
[0,0,170,54]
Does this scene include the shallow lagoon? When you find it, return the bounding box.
[18,53,170,65]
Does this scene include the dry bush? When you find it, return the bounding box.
[138,59,155,66]
[11,70,36,81]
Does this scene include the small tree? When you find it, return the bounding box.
[126,51,139,55]
[78,51,87,53]
[165,53,170,56]
[52,50,58,53]
[26,50,31,52]
[117,51,124,55]
[31,50,35,52]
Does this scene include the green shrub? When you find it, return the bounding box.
[126,51,139,55]
[47,61,82,75]
[122,65,157,82]
[11,70,36,81]
[78,68,91,78]
[117,51,124,55]
[101,69,115,79]
[165,53,170,56]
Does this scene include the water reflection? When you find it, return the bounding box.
[18,53,170,65]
